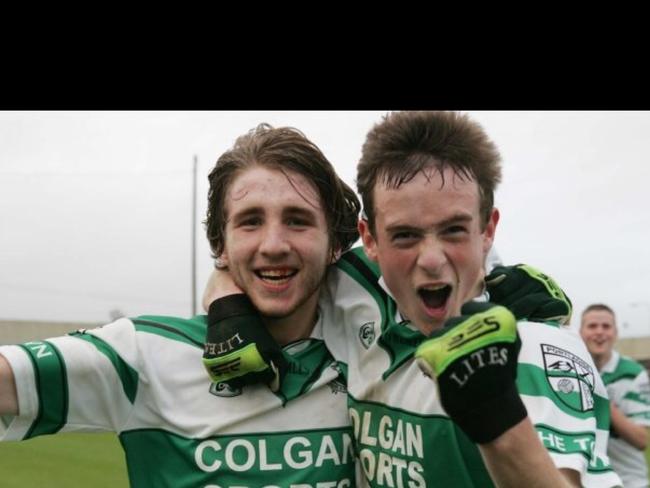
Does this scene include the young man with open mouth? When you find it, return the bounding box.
[204,112,621,487]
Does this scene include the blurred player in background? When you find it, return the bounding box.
[581,303,650,488]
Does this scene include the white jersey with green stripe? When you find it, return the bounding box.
[0,315,355,488]
[600,350,650,488]
[320,247,622,488]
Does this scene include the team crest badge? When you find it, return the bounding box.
[209,382,242,398]
[541,344,594,412]
[359,322,376,349]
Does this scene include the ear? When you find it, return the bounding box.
[358,219,379,262]
[330,247,342,264]
[214,253,229,270]
[482,208,500,256]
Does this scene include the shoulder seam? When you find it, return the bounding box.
[132,318,203,348]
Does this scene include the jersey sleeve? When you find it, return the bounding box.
[516,321,622,488]
[622,367,650,427]
[0,318,140,441]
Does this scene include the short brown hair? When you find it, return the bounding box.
[357,111,502,232]
[581,303,616,321]
[205,123,361,259]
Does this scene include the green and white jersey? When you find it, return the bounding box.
[321,248,622,488]
[0,315,355,488]
[600,351,650,488]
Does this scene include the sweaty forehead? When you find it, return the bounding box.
[228,166,322,210]
[374,168,479,217]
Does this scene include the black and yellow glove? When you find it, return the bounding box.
[486,264,572,325]
[202,294,288,392]
[415,302,527,444]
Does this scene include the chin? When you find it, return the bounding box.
[413,317,444,336]
[262,310,294,319]
[256,302,297,319]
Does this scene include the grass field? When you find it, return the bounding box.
[0,433,648,486]
[0,432,128,487]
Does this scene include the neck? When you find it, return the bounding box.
[262,291,320,346]
[473,270,487,300]
[593,351,613,371]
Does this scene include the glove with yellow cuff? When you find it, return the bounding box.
[485,264,572,325]
[202,294,288,392]
[415,302,527,444]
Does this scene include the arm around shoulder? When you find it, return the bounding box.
[0,353,18,415]
[202,267,244,312]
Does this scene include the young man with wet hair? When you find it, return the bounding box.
[204,112,621,487]
[342,111,618,487]
[0,124,361,487]
[581,303,650,488]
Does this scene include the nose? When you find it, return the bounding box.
[595,324,608,336]
[258,222,291,258]
[416,236,446,276]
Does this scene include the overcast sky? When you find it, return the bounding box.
[1,111,649,338]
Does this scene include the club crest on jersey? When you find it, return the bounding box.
[209,381,242,398]
[359,322,376,349]
[541,344,594,412]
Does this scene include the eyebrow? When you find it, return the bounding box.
[230,207,263,221]
[384,213,473,233]
[230,205,319,221]
[283,206,319,220]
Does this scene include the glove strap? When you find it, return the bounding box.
[204,294,288,391]
[452,381,527,444]
[208,293,256,322]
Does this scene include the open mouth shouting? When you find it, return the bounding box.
[417,284,452,317]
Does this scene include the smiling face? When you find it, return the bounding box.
[221,166,332,334]
[580,309,617,366]
[359,166,498,336]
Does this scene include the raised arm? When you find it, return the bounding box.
[415,302,586,488]
[479,419,580,488]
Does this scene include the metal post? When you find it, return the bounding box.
[191,155,198,316]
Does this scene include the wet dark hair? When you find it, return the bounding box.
[357,111,502,233]
[205,123,361,259]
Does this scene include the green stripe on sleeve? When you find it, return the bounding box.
[602,371,638,383]
[623,390,650,405]
[629,411,650,421]
[535,424,614,474]
[132,318,204,349]
[19,341,68,439]
[517,363,610,429]
[70,332,138,404]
